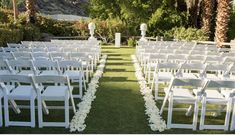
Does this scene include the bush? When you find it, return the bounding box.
[148,7,187,36]
[164,27,209,41]
[0,27,23,46]
[22,24,41,41]
[36,16,77,36]
[127,37,136,47]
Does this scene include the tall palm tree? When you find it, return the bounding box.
[26,0,36,24]
[215,0,232,47]
[12,0,18,23]
[201,0,213,38]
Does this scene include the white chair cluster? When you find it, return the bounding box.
[136,40,235,131]
[0,40,102,128]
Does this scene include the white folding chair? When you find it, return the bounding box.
[17,48,32,52]
[187,55,206,64]
[47,47,62,53]
[204,64,228,80]
[12,52,33,60]
[3,48,18,53]
[8,60,38,75]
[0,75,37,127]
[160,78,207,130]
[177,62,206,79]
[49,52,68,61]
[32,75,76,128]
[0,59,14,75]
[0,52,15,60]
[7,43,21,48]
[69,52,92,82]
[151,62,182,100]
[58,60,86,98]
[32,52,50,60]
[198,80,234,130]
[33,60,61,76]
[0,87,3,127]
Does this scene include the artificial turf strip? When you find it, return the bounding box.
[0,45,235,134]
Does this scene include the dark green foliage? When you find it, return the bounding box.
[127,37,136,47]
[0,26,23,46]
[147,7,188,36]
[228,6,235,41]
[35,16,77,37]
[165,27,209,41]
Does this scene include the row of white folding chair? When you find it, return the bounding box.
[150,62,231,99]
[160,78,235,130]
[143,54,227,77]
[0,74,76,128]
[0,52,95,82]
[0,59,86,98]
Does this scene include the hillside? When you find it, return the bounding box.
[18,0,89,16]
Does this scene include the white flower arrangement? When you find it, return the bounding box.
[132,55,167,132]
[70,55,107,132]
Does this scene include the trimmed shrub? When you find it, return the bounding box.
[164,27,209,41]
[0,27,23,46]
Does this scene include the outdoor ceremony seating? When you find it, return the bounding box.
[136,40,235,130]
[32,75,75,128]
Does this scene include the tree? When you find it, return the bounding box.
[26,0,36,24]
[215,0,232,46]
[201,0,213,38]
[12,0,18,23]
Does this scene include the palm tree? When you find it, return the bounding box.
[215,0,232,47]
[201,0,213,38]
[26,0,36,23]
[12,0,18,23]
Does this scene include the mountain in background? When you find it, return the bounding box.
[18,0,89,16]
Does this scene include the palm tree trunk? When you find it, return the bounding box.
[215,0,232,47]
[202,0,213,39]
[26,0,36,24]
[12,0,18,23]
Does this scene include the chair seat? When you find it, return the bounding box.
[204,90,224,99]
[221,90,234,98]
[0,70,12,75]
[64,71,82,79]
[181,73,198,79]
[40,70,60,76]
[8,86,37,99]
[17,70,38,76]
[206,74,220,80]
[164,88,195,101]
[42,86,73,100]
[157,72,173,81]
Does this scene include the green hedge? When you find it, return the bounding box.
[164,27,209,41]
[0,27,23,46]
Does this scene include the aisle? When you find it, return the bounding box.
[84,46,153,133]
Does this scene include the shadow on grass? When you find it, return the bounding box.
[101,77,137,82]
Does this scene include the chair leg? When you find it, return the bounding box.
[167,94,173,129]
[199,97,206,130]
[0,98,2,127]
[224,99,232,131]
[79,76,83,98]
[65,99,69,128]
[38,98,43,128]
[231,101,235,131]
[154,77,159,101]
[82,73,86,90]
[192,101,199,130]
[4,97,9,127]
[185,105,194,116]
[30,99,35,127]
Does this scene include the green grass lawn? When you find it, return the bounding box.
[0,45,235,134]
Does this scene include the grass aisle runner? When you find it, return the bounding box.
[83,46,153,133]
